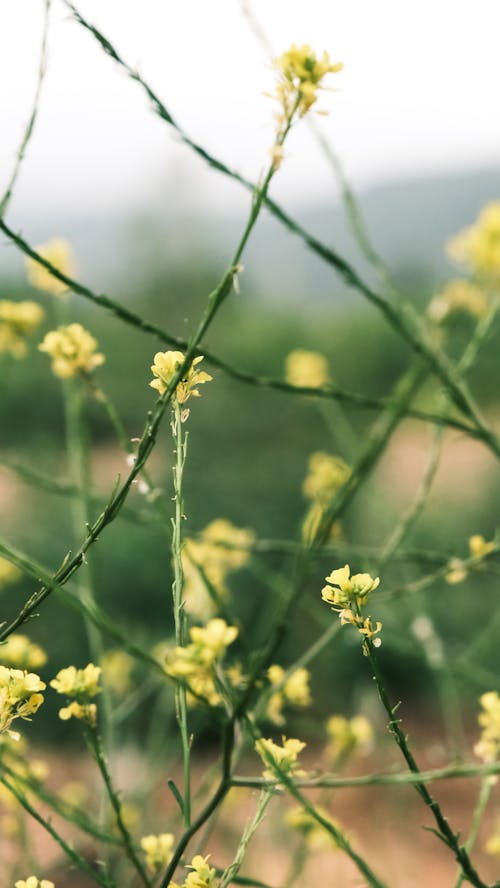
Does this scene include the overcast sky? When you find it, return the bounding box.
[1,0,500,223]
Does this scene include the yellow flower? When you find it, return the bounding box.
[469,534,495,559]
[0,300,44,358]
[50,663,101,699]
[0,634,47,670]
[302,452,351,506]
[321,565,382,650]
[100,650,134,695]
[255,735,306,783]
[26,237,75,295]
[427,280,489,323]
[0,558,22,589]
[474,691,500,763]
[447,202,500,279]
[285,805,344,850]
[15,878,55,888]
[182,519,254,619]
[0,666,45,739]
[445,557,467,585]
[325,714,374,761]
[266,664,312,725]
[285,349,330,388]
[183,855,217,888]
[149,351,212,404]
[273,44,343,120]
[58,700,97,725]
[39,323,105,378]
[140,833,175,873]
[322,565,379,608]
[161,619,238,708]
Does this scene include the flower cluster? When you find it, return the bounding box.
[255,735,306,783]
[447,202,500,279]
[0,667,45,740]
[140,832,174,873]
[301,451,351,544]
[427,280,489,323]
[0,300,44,358]
[182,519,254,619]
[474,691,500,763]
[100,649,134,695]
[15,878,55,888]
[39,323,105,379]
[26,237,75,295]
[266,664,312,725]
[325,714,374,762]
[0,634,47,670]
[273,44,343,121]
[169,855,217,888]
[321,564,382,650]
[161,619,238,707]
[303,452,351,505]
[284,348,330,389]
[149,350,212,406]
[0,557,22,589]
[285,805,343,850]
[50,663,101,724]
[445,533,496,584]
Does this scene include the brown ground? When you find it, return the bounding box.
[2,729,500,888]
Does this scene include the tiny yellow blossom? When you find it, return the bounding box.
[303,452,351,505]
[100,650,134,695]
[189,618,238,657]
[322,565,379,608]
[182,519,254,619]
[285,349,330,388]
[273,44,343,120]
[58,700,97,725]
[50,663,101,698]
[149,350,212,404]
[161,619,238,707]
[15,878,55,888]
[140,833,175,873]
[447,203,500,279]
[26,237,75,295]
[0,666,45,739]
[255,735,306,783]
[325,714,374,761]
[39,323,105,378]
[0,634,47,670]
[474,691,500,763]
[469,534,495,559]
[266,664,312,725]
[321,565,382,650]
[285,805,344,850]
[445,557,467,584]
[427,280,489,323]
[0,300,44,358]
[0,557,22,589]
[183,855,217,888]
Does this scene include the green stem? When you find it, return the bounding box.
[86,723,152,888]
[454,776,496,888]
[365,638,490,888]
[171,399,191,826]
[0,775,115,888]
[218,790,273,888]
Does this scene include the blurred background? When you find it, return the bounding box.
[0,0,499,743]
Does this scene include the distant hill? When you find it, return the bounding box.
[2,167,499,306]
